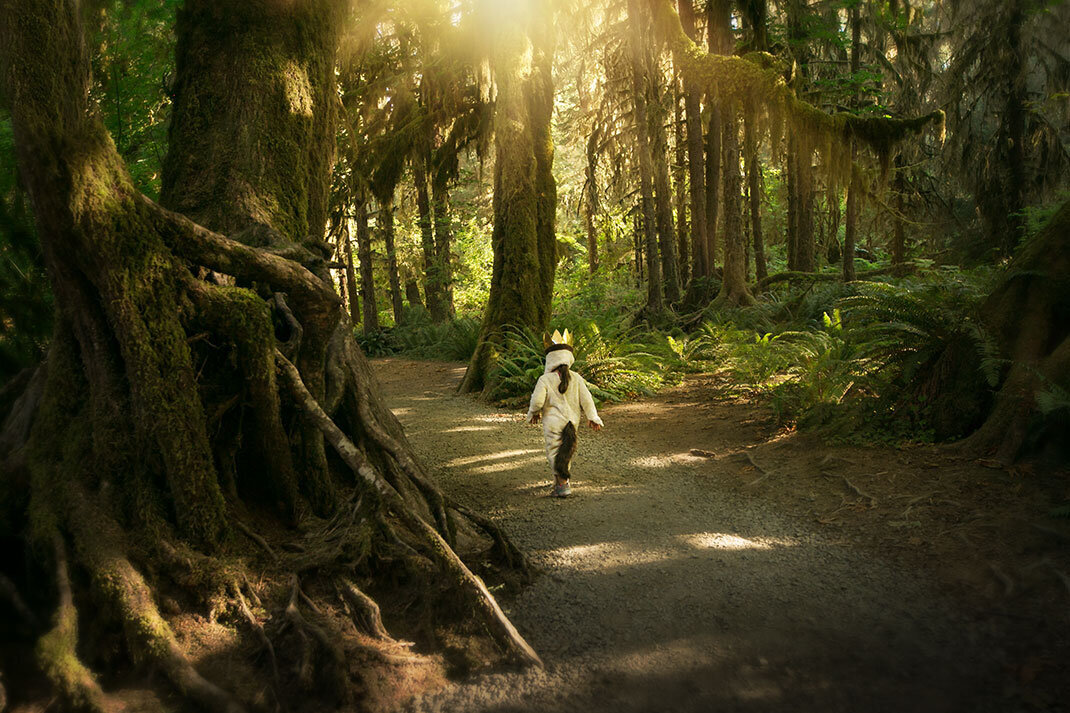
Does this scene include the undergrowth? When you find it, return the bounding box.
[371,263,1001,446]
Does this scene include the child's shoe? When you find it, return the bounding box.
[552,482,571,498]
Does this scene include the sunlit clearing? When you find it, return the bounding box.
[443,425,496,433]
[447,448,540,467]
[680,533,794,551]
[468,456,544,474]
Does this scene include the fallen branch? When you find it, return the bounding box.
[275,350,543,668]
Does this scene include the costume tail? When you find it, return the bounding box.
[555,421,577,480]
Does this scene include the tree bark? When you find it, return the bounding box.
[648,51,681,304]
[380,196,405,324]
[717,109,753,305]
[431,173,456,319]
[413,150,447,322]
[585,126,600,274]
[842,2,861,282]
[744,103,768,283]
[355,197,379,333]
[344,226,361,326]
[460,1,558,393]
[627,0,665,316]
[673,74,690,286]
[676,0,709,284]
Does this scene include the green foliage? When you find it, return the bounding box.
[486,323,669,406]
[378,315,482,360]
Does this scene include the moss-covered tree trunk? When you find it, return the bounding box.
[344,226,362,326]
[460,1,558,394]
[960,200,1070,462]
[842,3,861,282]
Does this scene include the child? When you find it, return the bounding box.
[527,330,604,497]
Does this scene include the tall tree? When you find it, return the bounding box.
[676,0,710,285]
[626,0,666,315]
[461,0,559,393]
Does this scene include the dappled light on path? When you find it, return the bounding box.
[373,358,1002,713]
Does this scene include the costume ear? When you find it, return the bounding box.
[543,332,553,351]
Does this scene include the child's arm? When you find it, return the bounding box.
[578,376,604,429]
[527,376,548,424]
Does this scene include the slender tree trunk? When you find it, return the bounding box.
[627,0,664,315]
[344,225,361,326]
[744,104,768,282]
[355,197,379,333]
[648,53,681,304]
[677,0,709,284]
[431,174,455,319]
[461,3,557,393]
[890,153,907,266]
[380,196,405,325]
[706,0,732,273]
[673,73,690,286]
[717,109,753,305]
[405,280,424,311]
[585,127,600,274]
[842,3,861,282]
[413,151,446,321]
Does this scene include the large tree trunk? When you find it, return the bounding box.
[959,200,1070,462]
[0,1,540,709]
[460,2,557,393]
[627,0,665,316]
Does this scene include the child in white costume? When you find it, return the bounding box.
[527,330,604,498]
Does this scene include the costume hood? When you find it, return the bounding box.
[544,347,575,373]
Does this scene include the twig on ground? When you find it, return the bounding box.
[233,520,279,562]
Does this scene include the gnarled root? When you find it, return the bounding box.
[276,350,542,668]
[279,575,347,701]
[35,534,106,713]
[67,495,247,713]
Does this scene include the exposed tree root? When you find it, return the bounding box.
[233,519,279,563]
[67,496,247,713]
[35,534,106,713]
[0,572,38,631]
[338,578,393,640]
[280,575,348,701]
[276,350,543,667]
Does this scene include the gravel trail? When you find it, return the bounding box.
[373,359,1003,713]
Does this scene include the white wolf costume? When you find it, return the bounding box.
[526,331,603,481]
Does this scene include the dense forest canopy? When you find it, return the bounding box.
[0,0,1068,709]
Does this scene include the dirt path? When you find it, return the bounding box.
[371,359,1031,713]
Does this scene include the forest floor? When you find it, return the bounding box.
[373,358,1070,713]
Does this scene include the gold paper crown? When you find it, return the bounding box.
[542,329,573,352]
